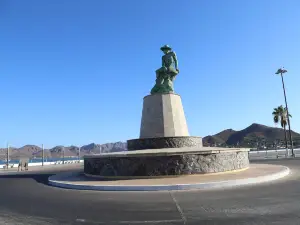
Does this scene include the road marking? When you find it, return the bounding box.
[170,192,187,224]
[76,218,182,224]
[119,220,183,224]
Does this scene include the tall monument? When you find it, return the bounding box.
[84,45,249,178]
[127,45,202,150]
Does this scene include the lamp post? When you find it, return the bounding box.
[42,144,44,166]
[62,146,65,164]
[275,67,294,157]
[78,146,81,161]
[6,143,9,169]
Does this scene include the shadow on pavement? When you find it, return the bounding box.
[0,173,55,185]
[0,167,83,185]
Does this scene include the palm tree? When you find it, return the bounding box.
[275,67,294,155]
[272,105,292,149]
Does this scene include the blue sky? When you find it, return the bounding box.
[1,0,300,148]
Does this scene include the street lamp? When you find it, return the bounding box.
[275,67,294,157]
[62,146,65,164]
[42,144,44,166]
[6,143,9,169]
[78,146,81,161]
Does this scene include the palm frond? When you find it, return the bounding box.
[278,105,284,112]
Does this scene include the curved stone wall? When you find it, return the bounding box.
[127,136,202,151]
[84,151,249,177]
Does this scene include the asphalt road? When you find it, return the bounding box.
[0,159,300,225]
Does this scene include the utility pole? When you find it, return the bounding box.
[275,68,294,157]
[78,146,81,161]
[42,144,44,166]
[62,146,65,164]
[6,143,9,169]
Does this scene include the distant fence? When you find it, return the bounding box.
[0,157,82,165]
[0,159,83,169]
[249,148,300,159]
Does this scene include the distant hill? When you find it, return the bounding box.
[203,123,300,148]
[49,145,79,158]
[215,129,237,142]
[0,142,127,161]
[79,142,127,155]
[204,129,237,146]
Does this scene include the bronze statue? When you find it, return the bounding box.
[151,45,179,94]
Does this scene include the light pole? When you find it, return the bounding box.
[62,146,65,164]
[78,146,81,161]
[275,67,294,157]
[6,143,9,169]
[42,144,44,166]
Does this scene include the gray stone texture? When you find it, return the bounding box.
[84,151,249,176]
[140,94,189,138]
[127,136,202,150]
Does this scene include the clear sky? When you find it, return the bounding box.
[1,0,300,148]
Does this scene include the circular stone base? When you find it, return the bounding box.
[48,164,290,191]
[127,136,202,151]
[84,147,249,177]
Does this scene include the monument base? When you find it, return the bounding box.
[127,136,202,150]
[140,93,189,138]
[84,147,249,177]
[131,93,202,150]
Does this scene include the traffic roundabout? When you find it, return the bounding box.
[0,159,299,225]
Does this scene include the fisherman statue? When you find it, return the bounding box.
[151,45,180,94]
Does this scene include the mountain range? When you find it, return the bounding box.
[203,123,300,147]
[1,123,299,160]
[0,142,127,161]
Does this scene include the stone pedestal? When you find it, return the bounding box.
[127,93,202,150]
[140,94,189,138]
[84,147,250,177]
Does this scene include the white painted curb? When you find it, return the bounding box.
[48,166,290,191]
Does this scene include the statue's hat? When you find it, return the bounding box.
[160,45,172,51]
